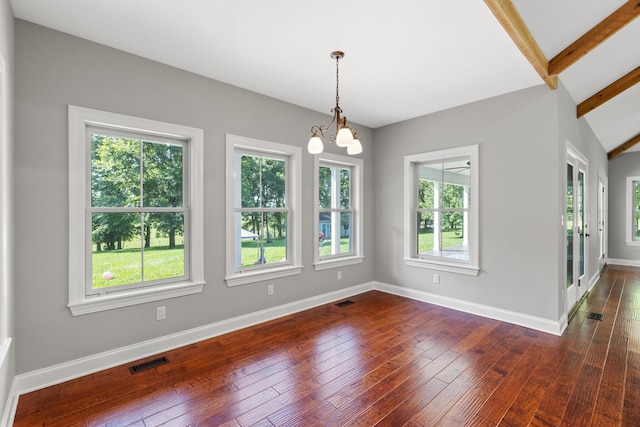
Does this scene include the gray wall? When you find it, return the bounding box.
[608,151,640,262]
[373,84,563,321]
[14,20,375,374]
[0,0,15,416]
[372,80,607,324]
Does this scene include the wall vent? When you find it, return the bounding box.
[335,300,354,307]
[129,356,169,374]
[587,312,604,321]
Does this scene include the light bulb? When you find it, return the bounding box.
[336,127,354,147]
[347,138,362,155]
[307,135,324,154]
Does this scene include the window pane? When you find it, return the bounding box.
[261,157,286,208]
[418,180,434,209]
[441,211,468,260]
[237,211,287,267]
[319,212,353,257]
[143,141,183,207]
[91,212,142,288]
[567,164,573,286]
[417,212,435,254]
[240,154,261,208]
[340,168,350,209]
[143,213,185,282]
[239,155,286,209]
[340,211,353,253]
[441,183,464,209]
[319,166,331,209]
[91,134,140,207]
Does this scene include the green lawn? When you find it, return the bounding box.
[418,228,463,253]
[92,234,184,288]
[319,237,351,257]
[92,244,185,288]
[240,237,287,266]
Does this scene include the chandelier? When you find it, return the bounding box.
[307,51,362,155]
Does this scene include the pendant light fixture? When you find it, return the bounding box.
[307,51,362,155]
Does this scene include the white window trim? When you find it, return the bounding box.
[313,152,364,271]
[68,106,205,315]
[403,144,479,276]
[625,176,640,246]
[225,134,302,286]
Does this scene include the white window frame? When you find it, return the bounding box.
[225,134,302,286]
[313,152,364,270]
[625,176,640,246]
[404,144,479,276]
[68,106,205,315]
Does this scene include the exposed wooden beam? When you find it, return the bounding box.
[549,1,640,76]
[483,0,557,89]
[608,133,640,160]
[578,66,640,117]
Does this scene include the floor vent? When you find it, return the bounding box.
[587,312,604,321]
[335,300,354,307]
[129,356,169,374]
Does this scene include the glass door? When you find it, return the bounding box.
[566,149,588,315]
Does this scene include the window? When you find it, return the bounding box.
[69,106,204,315]
[625,176,640,246]
[404,144,479,276]
[225,134,302,286]
[314,153,363,270]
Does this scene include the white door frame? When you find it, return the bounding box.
[597,174,608,274]
[566,143,589,314]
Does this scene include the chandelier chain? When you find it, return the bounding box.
[335,55,340,108]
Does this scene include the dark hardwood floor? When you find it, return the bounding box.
[13,265,640,426]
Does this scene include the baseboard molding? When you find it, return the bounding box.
[588,271,601,292]
[14,279,567,400]
[607,258,640,267]
[14,282,374,396]
[373,281,564,336]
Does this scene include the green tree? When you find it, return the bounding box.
[143,141,184,248]
[91,134,140,250]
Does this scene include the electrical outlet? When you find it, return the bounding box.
[433,274,440,284]
[267,284,274,296]
[156,306,166,321]
[337,271,342,280]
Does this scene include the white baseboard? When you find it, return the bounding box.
[588,270,601,291]
[13,279,566,401]
[607,258,640,267]
[373,281,564,336]
[14,282,374,396]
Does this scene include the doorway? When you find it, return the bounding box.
[566,147,588,316]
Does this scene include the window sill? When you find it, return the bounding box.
[314,255,364,271]
[404,258,479,276]
[68,281,205,316]
[225,265,303,287]
[625,240,640,246]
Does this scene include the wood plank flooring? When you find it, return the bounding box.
[13,265,640,426]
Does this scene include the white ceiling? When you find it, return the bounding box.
[9,0,639,154]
